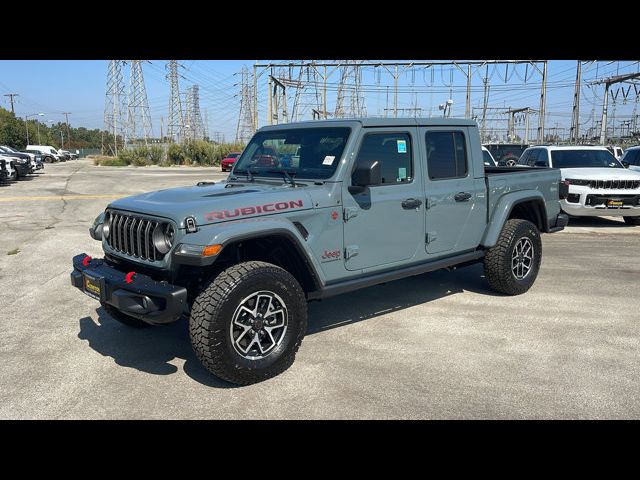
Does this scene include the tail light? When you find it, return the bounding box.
[559,180,570,200]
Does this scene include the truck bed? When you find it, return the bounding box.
[484,166,561,229]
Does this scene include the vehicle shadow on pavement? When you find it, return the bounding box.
[307,263,497,335]
[76,263,494,387]
[77,308,240,389]
[567,217,630,228]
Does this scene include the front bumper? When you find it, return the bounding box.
[70,253,188,325]
[14,162,31,176]
[561,194,640,217]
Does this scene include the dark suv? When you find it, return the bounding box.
[484,143,530,166]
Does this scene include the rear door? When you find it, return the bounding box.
[342,128,424,271]
[420,127,486,255]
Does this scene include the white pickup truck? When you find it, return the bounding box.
[518,145,640,225]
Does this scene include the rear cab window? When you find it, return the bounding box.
[425,131,468,180]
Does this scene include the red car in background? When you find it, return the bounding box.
[221,152,242,172]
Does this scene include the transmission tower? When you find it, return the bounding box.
[184,87,193,142]
[103,60,126,155]
[167,60,184,143]
[125,60,153,147]
[204,108,209,140]
[236,66,255,143]
[191,85,205,140]
[335,61,366,118]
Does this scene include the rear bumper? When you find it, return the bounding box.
[70,253,187,325]
[549,212,569,233]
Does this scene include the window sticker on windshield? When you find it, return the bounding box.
[397,140,407,153]
[322,155,335,166]
[398,167,407,181]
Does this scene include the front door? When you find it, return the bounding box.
[421,127,485,255]
[343,128,424,271]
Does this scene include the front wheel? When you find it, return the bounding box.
[623,216,640,226]
[484,219,542,295]
[189,261,307,385]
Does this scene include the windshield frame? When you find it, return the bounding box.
[550,149,624,169]
[232,126,352,181]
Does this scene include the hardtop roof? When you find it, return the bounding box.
[258,117,477,132]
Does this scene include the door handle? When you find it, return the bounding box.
[454,192,472,202]
[401,198,423,209]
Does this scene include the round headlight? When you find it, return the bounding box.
[153,223,175,254]
[102,212,111,239]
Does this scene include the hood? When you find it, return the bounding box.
[108,181,315,229]
[560,167,640,180]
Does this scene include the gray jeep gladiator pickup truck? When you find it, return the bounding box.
[71,118,568,385]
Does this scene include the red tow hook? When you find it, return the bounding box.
[125,271,136,284]
[82,255,92,267]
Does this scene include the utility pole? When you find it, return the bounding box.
[466,64,471,119]
[125,60,153,147]
[4,93,19,114]
[62,112,71,148]
[393,65,398,118]
[160,117,164,142]
[588,72,640,145]
[167,60,184,143]
[570,61,582,143]
[481,65,490,142]
[538,61,547,143]
[600,83,610,145]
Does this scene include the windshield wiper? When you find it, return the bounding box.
[234,166,256,182]
[267,168,297,187]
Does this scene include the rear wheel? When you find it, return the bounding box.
[484,219,542,295]
[623,216,640,226]
[101,302,151,328]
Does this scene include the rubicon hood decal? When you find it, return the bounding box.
[205,200,305,221]
[108,182,314,228]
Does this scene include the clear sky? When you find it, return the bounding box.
[1,60,638,142]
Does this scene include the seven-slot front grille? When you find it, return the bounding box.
[569,179,640,189]
[106,211,168,261]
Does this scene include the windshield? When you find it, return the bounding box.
[482,150,495,165]
[233,127,351,180]
[551,149,623,169]
[486,145,528,161]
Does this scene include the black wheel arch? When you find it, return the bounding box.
[213,229,323,296]
[507,198,548,233]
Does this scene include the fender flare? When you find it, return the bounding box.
[481,190,547,248]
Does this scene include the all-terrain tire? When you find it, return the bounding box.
[189,261,307,385]
[101,302,151,328]
[623,216,640,226]
[484,219,542,295]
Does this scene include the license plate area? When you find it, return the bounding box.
[83,272,105,300]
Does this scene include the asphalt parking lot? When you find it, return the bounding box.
[1,158,639,419]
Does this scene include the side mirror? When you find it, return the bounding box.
[350,160,381,193]
[622,161,630,168]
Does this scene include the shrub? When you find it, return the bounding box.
[117,145,166,166]
[93,155,128,166]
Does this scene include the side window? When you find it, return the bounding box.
[355,132,413,185]
[425,131,468,180]
[626,150,640,166]
[526,149,539,166]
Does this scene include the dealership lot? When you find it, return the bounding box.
[0,159,639,419]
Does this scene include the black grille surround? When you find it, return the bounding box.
[566,178,640,189]
[105,210,173,262]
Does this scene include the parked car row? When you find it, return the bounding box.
[0,144,76,184]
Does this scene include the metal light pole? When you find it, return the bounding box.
[25,113,44,145]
